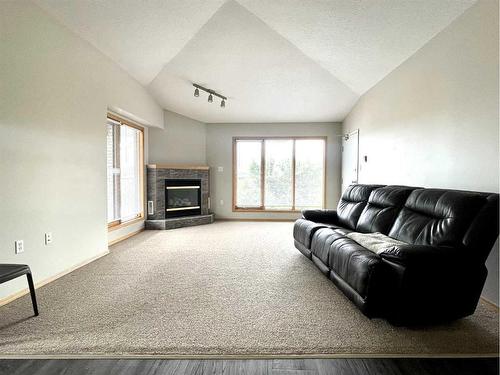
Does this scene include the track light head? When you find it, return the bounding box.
[194,88,199,97]
[208,94,213,103]
[220,99,225,108]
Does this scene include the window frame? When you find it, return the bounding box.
[107,113,145,231]
[232,136,327,213]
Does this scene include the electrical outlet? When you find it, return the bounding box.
[147,201,154,215]
[220,199,224,206]
[217,166,224,172]
[45,232,53,245]
[15,240,24,254]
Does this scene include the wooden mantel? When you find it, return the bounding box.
[147,164,210,170]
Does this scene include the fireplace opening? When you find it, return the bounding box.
[165,179,202,218]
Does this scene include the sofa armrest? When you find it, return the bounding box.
[377,244,485,323]
[379,244,460,266]
[301,209,338,225]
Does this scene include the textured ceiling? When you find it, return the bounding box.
[149,1,357,123]
[36,0,476,123]
[238,0,475,94]
[35,0,226,85]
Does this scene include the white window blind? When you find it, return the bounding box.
[106,117,143,225]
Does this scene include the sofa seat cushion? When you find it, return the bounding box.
[310,228,345,268]
[293,219,331,249]
[328,236,381,298]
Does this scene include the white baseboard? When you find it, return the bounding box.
[108,228,143,246]
[0,249,110,307]
[480,296,499,310]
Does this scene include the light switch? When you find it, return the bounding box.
[217,166,224,172]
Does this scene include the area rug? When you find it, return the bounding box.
[0,221,497,356]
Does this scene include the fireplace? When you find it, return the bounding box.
[165,179,202,218]
[146,164,214,230]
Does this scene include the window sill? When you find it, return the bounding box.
[108,215,144,232]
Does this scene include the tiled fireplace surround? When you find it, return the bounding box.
[145,165,214,230]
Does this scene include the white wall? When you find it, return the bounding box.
[0,1,163,300]
[342,0,499,304]
[206,123,342,220]
[148,110,207,165]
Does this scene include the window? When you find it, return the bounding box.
[107,114,144,228]
[233,137,326,211]
[235,140,262,207]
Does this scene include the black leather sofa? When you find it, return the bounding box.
[293,184,499,323]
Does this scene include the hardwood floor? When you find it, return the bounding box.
[0,358,497,375]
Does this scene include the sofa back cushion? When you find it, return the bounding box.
[356,186,417,234]
[337,184,384,229]
[388,189,487,247]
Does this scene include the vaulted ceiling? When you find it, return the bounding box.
[36,0,475,123]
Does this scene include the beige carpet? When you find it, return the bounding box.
[0,221,498,356]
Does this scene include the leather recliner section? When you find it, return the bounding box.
[293,184,382,257]
[336,184,385,229]
[309,185,416,282]
[310,229,344,275]
[327,236,381,301]
[388,189,488,247]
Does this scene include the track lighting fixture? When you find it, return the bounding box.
[192,83,227,109]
